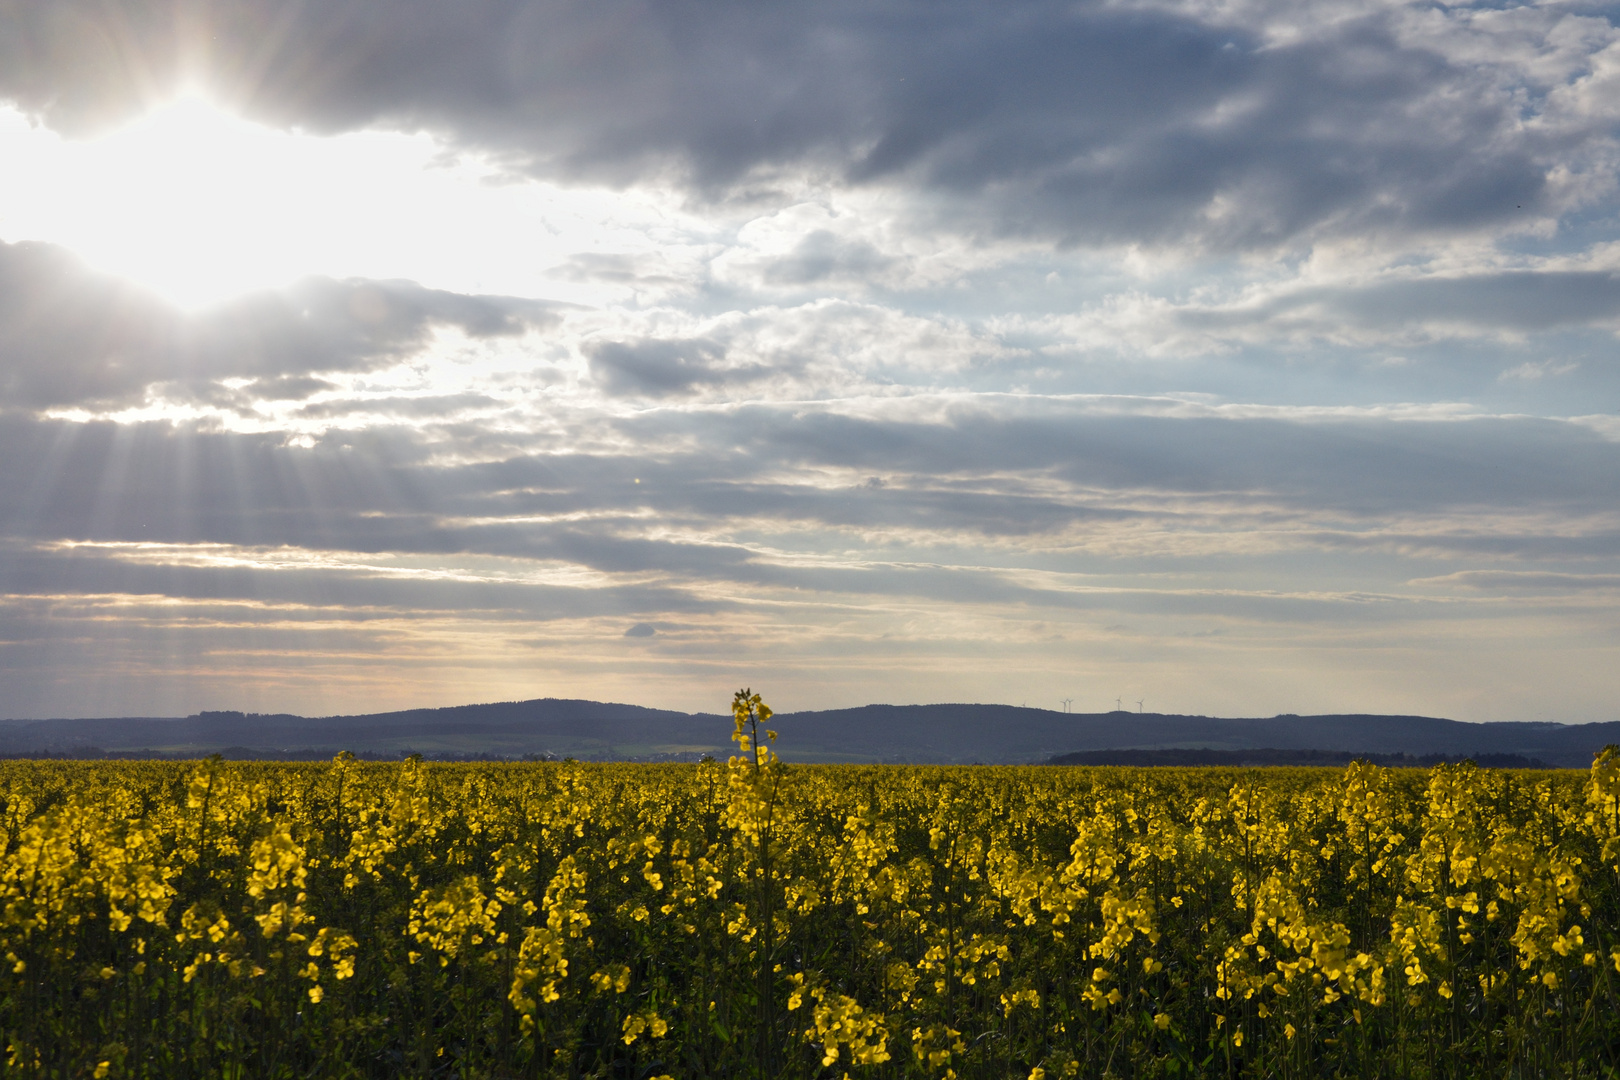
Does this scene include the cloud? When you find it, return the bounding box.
[1022,267,1620,362]
[247,375,342,401]
[1409,570,1620,592]
[0,240,558,409]
[1321,273,1620,335]
[1500,359,1580,382]
[549,253,691,289]
[1,396,1617,719]
[760,231,897,287]
[1,0,1611,252]
[586,338,777,397]
[4,2,1620,725]
[1231,271,1620,347]
[6,396,1620,570]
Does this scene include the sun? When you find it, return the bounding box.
[85,95,304,308]
[0,91,496,311]
[0,92,342,308]
[0,90,692,312]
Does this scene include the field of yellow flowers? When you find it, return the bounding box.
[2,691,1619,1079]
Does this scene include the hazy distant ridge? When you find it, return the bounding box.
[2,700,1616,767]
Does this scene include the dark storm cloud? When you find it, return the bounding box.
[0,240,556,408]
[0,0,1589,248]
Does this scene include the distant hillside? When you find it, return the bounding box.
[752,706,1617,767]
[1046,748,1551,769]
[0,699,723,761]
[2,700,1616,767]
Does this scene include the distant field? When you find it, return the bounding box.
[3,744,1617,1077]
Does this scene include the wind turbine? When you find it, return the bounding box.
[1061,698,1073,714]
[1115,696,1122,712]
[1136,699,1144,714]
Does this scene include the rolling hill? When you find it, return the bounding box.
[3,699,1617,767]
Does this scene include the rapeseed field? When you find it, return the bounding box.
[2,691,1617,1078]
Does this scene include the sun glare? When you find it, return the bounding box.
[0,93,358,307]
[0,93,684,311]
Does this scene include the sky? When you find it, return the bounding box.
[1,0,1619,723]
